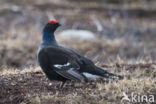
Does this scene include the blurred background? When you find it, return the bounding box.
[0,0,156,68]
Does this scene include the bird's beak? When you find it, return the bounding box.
[58,23,61,26]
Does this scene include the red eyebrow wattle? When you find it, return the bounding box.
[49,20,57,24]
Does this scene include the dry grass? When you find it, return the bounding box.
[0,63,155,104]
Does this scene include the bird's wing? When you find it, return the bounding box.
[45,46,86,81]
[67,48,83,58]
[66,47,123,79]
[66,48,94,65]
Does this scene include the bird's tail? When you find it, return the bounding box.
[93,66,123,80]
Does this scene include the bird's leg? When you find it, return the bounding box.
[59,81,66,89]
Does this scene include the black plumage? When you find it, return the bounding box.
[37,20,123,88]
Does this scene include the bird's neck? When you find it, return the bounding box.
[42,31,57,44]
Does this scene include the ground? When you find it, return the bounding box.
[0,0,156,104]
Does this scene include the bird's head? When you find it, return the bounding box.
[43,20,61,33]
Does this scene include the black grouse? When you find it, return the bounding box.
[37,20,123,88]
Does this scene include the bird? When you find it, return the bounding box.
[37,20,123,88]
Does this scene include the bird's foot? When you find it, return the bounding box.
[59,81,66,89]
